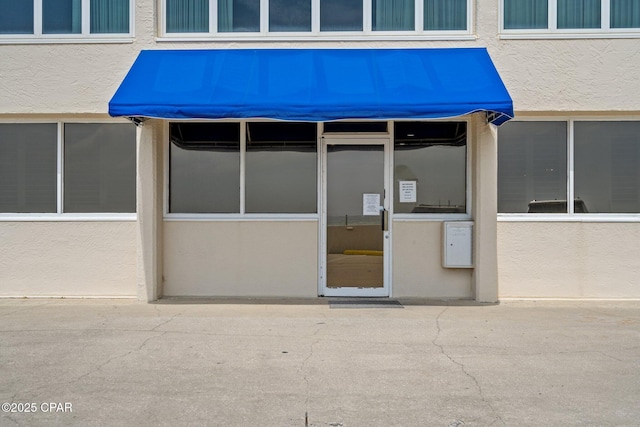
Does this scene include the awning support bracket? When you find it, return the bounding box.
[128,117,147,127]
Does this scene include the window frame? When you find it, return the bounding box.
[498,116,640,223]
[157,0,474,40]
[392,119,472,221]
[500,0,640,39]
[164,120,322,221]
[164,119,472,222]
[0,0,135,44]
[0,119,137,222]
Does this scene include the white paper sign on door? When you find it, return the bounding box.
[363,193,381,216]
[399,180,417,203]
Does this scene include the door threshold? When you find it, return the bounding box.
[327,298,403,309]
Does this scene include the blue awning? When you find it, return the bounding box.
[109,48,513,126]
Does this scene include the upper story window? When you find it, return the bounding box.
[0,0,132,41]
[160,0,472,38]
[501,0,640,37]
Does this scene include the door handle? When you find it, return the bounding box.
[381,209,388,231]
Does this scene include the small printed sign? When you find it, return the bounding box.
[399,181,417,203]
[363,193,381,216]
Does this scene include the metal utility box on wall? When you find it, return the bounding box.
[442,222,473,268]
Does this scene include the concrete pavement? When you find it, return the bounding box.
[1,298,639,426]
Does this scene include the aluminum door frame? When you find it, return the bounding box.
[319,135,392,297]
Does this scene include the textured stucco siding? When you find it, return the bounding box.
[0,222,137,297]
[392,221,473,298]
[498,222,640,298]
[163,221,318,297]
[1,0,639,299]
[1,0,639,116]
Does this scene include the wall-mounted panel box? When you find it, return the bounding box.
[442,222,473,268]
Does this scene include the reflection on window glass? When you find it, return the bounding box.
[327,145,384,226]
[0,0,34,34]
[372,0,414,31]
[557,0,600,29]
[218,0,260,32]
[503,0,548,29]
[170,123,240,213]
[394,122,466,214]
[574,122,640,213]
[269,0,312,31]
[64,124,136,213]
[498,121,567,213]
[43,0,82,34]
[0,124,57,213]
[424,0,467,31]
[166,0,209,33]
[320,0,363,31]
[246,122,317,213]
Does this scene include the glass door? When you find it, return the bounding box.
[321,138,391,297]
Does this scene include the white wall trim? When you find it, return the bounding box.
[498,214,640,223]
[164,214,319,222]
[499,32,640,40]
[0,214,136,222]
[393,215,472,222]
[155,35,477,42]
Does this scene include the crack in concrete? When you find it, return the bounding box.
[433,307,505,426]
[299,318,330,427]
[301,324,324,409]
[150,310,183,332]
[62,312,183,387]
[68,331,168,386]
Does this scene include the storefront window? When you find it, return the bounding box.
[0,122,136,215]
[246,123,317,213]
[498,121,567,213]
[0,124,57,213]
[394,122,467,214]
[169,123,240,213]
[498,120,640,215]
[169,122,317,215]
[64,124,136,213]
[574,121,640,213]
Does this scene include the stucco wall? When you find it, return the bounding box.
[1,0,639,300]
[1,0,639,116]
[392,221,473,299]
[498,222,640,298]
[163,221,318,297]
[0,222,137,297]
